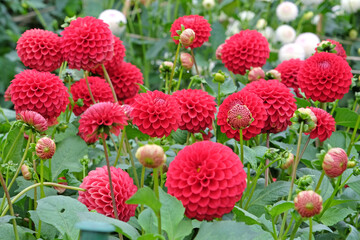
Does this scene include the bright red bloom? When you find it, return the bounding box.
[221,30,270,75]
[294,190,323,218]
[61,16,114,71]
[322,148,348,178]
[108,62,143,101]
[275,59,304,97]
[172,89,216,133]
[304,107,335,141]
[297,52,352,102]
[78,102,128,143]
[242,79,297,133]
[16,29,63,72]
[131,91,180,138]
[16,110,48,132]
[70,76,113,116]
[217,91,267,141]
[78,166,137,221]
[36,137,56,159]
[166,141,247,221]
[10,70,69,124]
[170,15,211,48]
[316,39,347,60]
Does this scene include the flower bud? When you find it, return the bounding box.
[227,104,254,130]
[353,166,360,176]
[180,29,195,47]
[135,144,166,168]
[280,152,294,169]
[36,137,56,160]
[53,176,68,194]
[322,148,348,178]
[202,0,215,10]
[347,160,357,168]
[180,52,194,70]
[294,190,323,218]
[296,175,313,192]
[213,72,225,83]
[256,19,267,29]
[159,61,174,74]
[21,164,31,180]
[316,41,337,54]
[303,11,314,21]
[265,69,281,81]
[291,108,317,133]
[215,44,224,60]
[349,29,358,40]
[248,67,265,82]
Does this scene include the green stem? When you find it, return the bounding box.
[217,82,221,106]
[125,135,140,187]
[84,71,96,104]
[32,6,48,30]
[2,125,25,164]
[102,64,118,102]
[239,129,244,164]
[114,127,126,166]
[330,99,339,116]
[40,160,45,199]
[175,67,183,91]
[165,72,169,94]
[347,114,360,156]
[0,105,10,124]
[265,133,270,186]
[153,167,162,235]
[169,44,181,93]
[282,215,295,239]
[289,218,303,240]
[140,166,146,213]
[314,170,325,192]
[309,218,313,240]
[190,49,200,76]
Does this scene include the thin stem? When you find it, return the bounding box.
[169,44,181,93]
[0,106,10,124]
[319,176,342,218]
[109,134,119,153]
[347,114,360,156]
[153,167,162,235]
[175,67,183,91]
[125,135,140,187]
[102,64,118,103]
[140,166,146,213]
[84,71,96,104]
[48,158,52,182]
[309,218,313,240]
[239,129,244,164]
[190,49,200,76]
[282,215,295,239]
[165,72,169,94]
[217,82,221,106]
[289,218,303,240]
[298,136,311,161]
[314,170,325,192]
[40,160,45,198]
[265,133,270,186]
[114,128,126,166]
[330,99,339,116]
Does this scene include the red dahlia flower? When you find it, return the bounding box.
[131,91,181,138]
[316,39,347,60]
[170,15,211,48]
[166,141,247,221]
[242,79,297,133]
[275,59,304,97]
[297,52,352,102]
[221,30,270,75]
[16,110,48,132]
[172,89,217,133]
[61,16,114,71]
[10,70,69,124]
[16,29,63,72]
[78,102,128,143]
[70,76,114,116]
[294,190,323,218]
[217,91,267,141]
[304,107,335,141]
[78,166,137,221]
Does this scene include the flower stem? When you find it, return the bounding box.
[314,170,325,192]
[169,44,181,93]
[40,160,45,199]
[175,67,183,91]
[330,99,339,116]
[289,218,303,240]
[165,72,169,94]
[140,166,146,213]
[125,135,140,187]
[309,217,313,240]
[347,114,360,156]
[102,64,118,103]
[265,133,270,186]
[239,129,244,164]
[153,167,162,235]
[114,127,126,166]
[84,71,96,104]
[217,82,221,106]
[190,49,200,76]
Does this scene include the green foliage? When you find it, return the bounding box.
[126,187,161,214]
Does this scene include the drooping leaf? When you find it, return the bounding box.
[233,206,271,232]
[0,215,16,224]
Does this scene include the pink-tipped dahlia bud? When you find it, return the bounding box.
[294,190,323,218]
[322,148,348,178]
[266,69,282,81]
[159,61,174,74]
[180,29,196,47]
[180,52,194,70]
[216,44,224,60]
[21,164,31,180]
[53,176,68,194]
[227,104,254,130]
[36,137,56,160]
[135,144,166,168]
[248,67,265,82]
[280,152,294,170]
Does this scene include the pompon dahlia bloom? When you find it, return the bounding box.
[221,30,270,75]
[279,43,306,62]
[316,39,347,60]
[170,15,211,48]
[16,110,48,132]
[276,1,298,22]
[297,52,353,102]
[217,91,267,141]
[275,59,304,97]
[61,16,114,71]
[294,190,323,218]
[275,25,296,44]
[322,148,348,178]
[172,89,217,133]
[70,76,113,116]
[108,62,143,101]
[165,141,247,221]
[78,166,137,221]
[78,102,128,143]
[304,107,335,141]
[16,29,62,72]
[242,79,297,133]
[131,91,181,138]
[10,70,69,124]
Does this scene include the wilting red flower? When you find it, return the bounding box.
[275,59,304,97]
[36,137,56,159]
[78,166,137,221]
[172,89,216,133]
[10,70,69,124]
[316,39,347,60]
[131,91,180,138]
[170,15,211,48]
[242,79,297,133]
[166,141,247,221]
[16,29,63,72]
[16,110,48,132]
[322,148,348,178]
[61,16,114,71]
[108,62,143,101]
[4,86,11,101]
[304,107,335,141]
[217,91,267,141]
[78,102,128,143]
[297,52,352,102]
[221,30,270,75]
[294,190,323,218]
[70,76,113,116]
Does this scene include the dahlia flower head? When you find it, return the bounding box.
[275,25,296,44]
[98,9,127,34]
[61,16,114,71]
[275,58,304,97]
[278,43,306,62]
[322,148,348,178]
[108,62,143,101]
[276,1,299,22]
[172,89,217,133]
[165,141,247,221]
[10,70,69,125]
[221,30,270,75]
[217,90,267,141]
[78,166,137,221]
[78,102,128,143]
[295,33,320,58]
[170,15,211,48]
[341,0,360,13]
[36,137,56,160]
[304,107,335,141]
[70,76,114,116]
[16,29,63,72]
[297,52,353,102]
[16,110,48,132]
[242,79,297,133]
[316,39,347,60]
[294,190,323,218]
[131,91,181,138]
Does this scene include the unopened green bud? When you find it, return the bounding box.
[291,108,317,133]
[303,11,314,20]
[353,166,360,176]
[214,73,225,83]
[349,29,358,40]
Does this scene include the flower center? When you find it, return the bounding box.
[154,97,165,105]
[227,104,253,130]
[318,61,330,69]
[305,202,314,211]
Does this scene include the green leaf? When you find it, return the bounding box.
[268,201,294,217]
[126,187,161,214]
[126,124,150,141]
[243,145,257,169]
[138,208,158,234]
[295,97,311,108]
[29,211,59,240]
[298,168,334,200]
[233,206,264,226]
[250,181,291,207]
[334,108,360,128]
[81,0,104,17]
[220,78,237,96]
[346,224,360,240]
[319,208,353,226]
[53,123,78,142]
[137,233,166,240]
[146,38,168,60]
[209,21,225,52]
[171,129,188,145]
[174,219,193,240]
[347,180,360,198]
[1,123,25,164]
[0,223,36,240]
[0,215,16,224]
